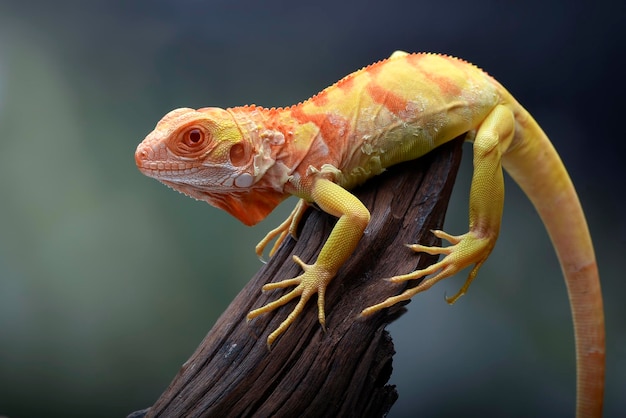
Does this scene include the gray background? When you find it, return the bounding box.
[0,1,623,417]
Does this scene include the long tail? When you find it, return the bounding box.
[503,106,605,417]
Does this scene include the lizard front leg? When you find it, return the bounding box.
[247,178,370,347]
[362,104,515,315]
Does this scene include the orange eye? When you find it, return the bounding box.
[183,128,204,146]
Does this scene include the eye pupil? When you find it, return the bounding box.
[188,129,202,143]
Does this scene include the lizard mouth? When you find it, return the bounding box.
[136,160,201,180]
[135,143,203,180]
[136,155,243,191]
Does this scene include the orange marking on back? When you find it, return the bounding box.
[405,53,463,97]
[405,53,427,67]
[366,82,408,115]
[288,105,348,160]
[364,59,386,77]
[310,91,329,107]
[424,72,462,97]
[289,106,340,142]
[309,65,361,108]
[336,72,356,94]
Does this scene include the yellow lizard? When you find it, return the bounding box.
[135,51,605,417]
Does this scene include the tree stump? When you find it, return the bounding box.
[129,136,464,418]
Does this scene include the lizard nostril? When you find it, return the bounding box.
[135,146,150,167]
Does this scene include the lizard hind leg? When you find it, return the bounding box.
[361,104,516,317]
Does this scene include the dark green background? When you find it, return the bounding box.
[0,1,623,417]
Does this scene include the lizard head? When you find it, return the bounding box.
[136,107,288,225]
[135,107,255,188]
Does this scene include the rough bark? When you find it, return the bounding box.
[129,137,464,418]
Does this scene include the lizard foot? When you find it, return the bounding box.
[360,228,495,316]
[247,255,334,348]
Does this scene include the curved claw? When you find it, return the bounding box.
[255,217,291,261]
[430,229,463,244]
[255,200,309,260]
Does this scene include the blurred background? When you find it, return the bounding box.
[0,1,623,417]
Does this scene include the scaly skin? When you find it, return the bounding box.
[135,51,604,417]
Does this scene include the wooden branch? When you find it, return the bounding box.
[129,136,464,418]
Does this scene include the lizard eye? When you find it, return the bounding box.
[173,126,212,156]
[183,128,205,146]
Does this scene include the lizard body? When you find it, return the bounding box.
[135,51,604,417]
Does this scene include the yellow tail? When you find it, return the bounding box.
[503,106,605,417]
